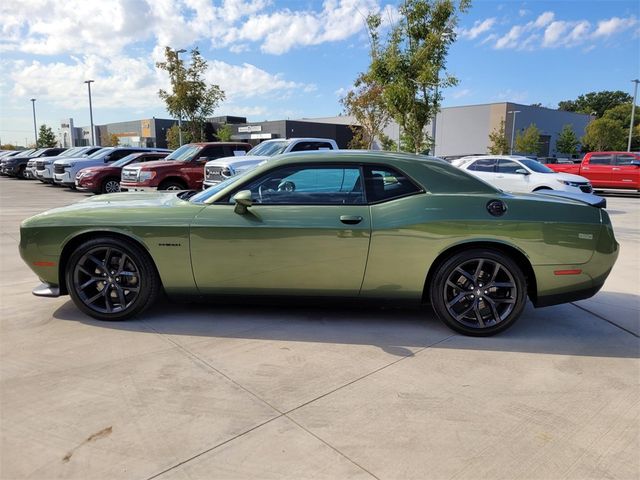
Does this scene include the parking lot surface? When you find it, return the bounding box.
[1,177,638,480]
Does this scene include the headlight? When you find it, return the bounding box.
[139,171,156,181]
[557,179,585,187]
[78,170,96,178]
[221,166,235,178]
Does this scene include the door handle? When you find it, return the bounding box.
[340,215,363,225]
[612,167,621,171]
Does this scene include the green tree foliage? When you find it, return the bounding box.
[341,74,391,149]
[100,133,120,147]
[487,118,508,154]
[216,124,233,141]
[166,124,193,150]
[157,47,225,142]
[555,124,580,155]
[366,0,470,153]
[514,123,542,155]
[602,103,640,150]
[1,144,19,150]
[557,90,632,117]
[582,118,626,151]
[37,124,57,147]
[379,133,397,151]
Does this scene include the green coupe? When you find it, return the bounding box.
[19,151,618,336]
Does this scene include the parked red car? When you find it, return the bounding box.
[75,151,170,194]
[120,142,251,191]
[547,151,640,191]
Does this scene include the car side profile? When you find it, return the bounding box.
[454,155,593,194]
[19,151,618,336]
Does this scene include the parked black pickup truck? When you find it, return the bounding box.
[1,148,67,178]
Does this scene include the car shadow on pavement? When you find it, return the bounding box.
[52,293,640,359]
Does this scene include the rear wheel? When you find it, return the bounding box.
[101,177,121,194]
[17,165,27,179]
[65,237,160,321]
[429,249,527,336]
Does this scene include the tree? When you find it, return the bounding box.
[166,124,193,150]
[367,0,470,153]
[100,133,120,147]
[341,74,391,149]
[514,123,542,155]
[555,124,580,156]
[487,118,508,154]
[602,103,640,150]
[582,118,626,151]
[379,133,397,151]
[157,47,225,142]
[557,90,632,117]
[37,124,57,147]
[216,124,233,142]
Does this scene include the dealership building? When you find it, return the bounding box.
[58,102,591,157]
[309,102,593,157]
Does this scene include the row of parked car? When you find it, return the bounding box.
[1,142,638,195]
[0,138,340,194]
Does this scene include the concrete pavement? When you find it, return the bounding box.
[1,177,638,480]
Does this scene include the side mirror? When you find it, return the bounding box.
[104,155,111,162]
[630,160,640,167]
[233,190,253,215]
[515,168,530,175]
[198,156,213,163]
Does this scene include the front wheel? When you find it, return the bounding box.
[65,237,161,321]
[101,177,121,194]
[158,180,186,191]
[429,249,527,336]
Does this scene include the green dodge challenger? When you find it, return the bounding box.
[19,151,618,336]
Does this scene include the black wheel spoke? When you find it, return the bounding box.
[484,297,501,324]
[491,282,514,288]
[87,255,105,270]
[115,286,127,309]
[489,263,500,283]
[80,277,100,289]
[474,260,485,281]
[454,303,475,321]
[454,268,475,284]
[447,291,467,308]
[86,291,103,305]
[473,304,485,327]
[493,297,516,304]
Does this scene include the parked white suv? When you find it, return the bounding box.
[53,147,170,188]
[34,146,101,183]
[454,155,593,194]
[202,138,339,188]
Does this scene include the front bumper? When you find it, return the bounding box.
[54,171,75,187]
[32,282,61,297]
[119,183,157,192]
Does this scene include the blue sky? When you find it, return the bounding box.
[1,0,638,146]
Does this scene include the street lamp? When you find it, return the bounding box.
[30,99,38,147]
[84,80,95,145]
[175,49,187,147]
[508,110,521,155]
[628,79,639,152]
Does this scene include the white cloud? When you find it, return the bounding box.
[459,18,496,40]
[451,88,471,99]
[593,16,638,37]
[491,11,636,50]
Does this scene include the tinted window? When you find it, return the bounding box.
[247,141,289,156]
[364,166,421,203]
[290,141,333,152]
[468,159,496,172]
[497,160,522,173]
[109,150,136,161]
[520,159,553,173]
[239,165,364,205]
[589,155,613,165]
[616,154,638,165]
[200,146,226,160]
[164,145,201,161]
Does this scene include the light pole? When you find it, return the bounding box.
[84,80,95,145]
[175,49,187,146]
[508,110,520,155]
[628,79,639,152]
[30,99,38,147]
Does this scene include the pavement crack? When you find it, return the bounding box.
[570,302,639,338]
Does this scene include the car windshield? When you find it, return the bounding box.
[164,145,201,161]
[87,147,114,159]
[15,149,36,157]
[58,147,85,157]
[520,159,554,173]
[189,169,253,204]
[247,141,289,156]
[112,153,160,167]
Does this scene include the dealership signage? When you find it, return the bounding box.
[238,125,262,133]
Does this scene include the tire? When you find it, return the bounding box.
[429,249,527,336]
[17,165,27,179]
[101,177,121,194]
[65,237,161,321]
[158,180,186,191]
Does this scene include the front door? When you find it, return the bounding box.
[612,154,640,189]
[190,164,371,296]
[583,153,614,187]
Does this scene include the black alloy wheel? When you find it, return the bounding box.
[102,178,121,194]
[66,237,160,321]
[430,249,527,336]
[159,181,186,191]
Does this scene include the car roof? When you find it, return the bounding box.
[189,142,250,146]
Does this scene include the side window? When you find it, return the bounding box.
[200,146,226,160]
[616,154,637,165]
[289,142,313,152]
[589,155,613,165]
[497,160,522,174]
[364,166,421,203]
[468,159,496,172]
[110,150,133,161]
[238,165,364,205]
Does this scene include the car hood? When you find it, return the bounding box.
[21,192,201,228]
[131,159,184,170]
[206,155,268,167]
[53,156,97,165]
[552,172,590,183]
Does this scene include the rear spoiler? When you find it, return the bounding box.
[536,190,607,208]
